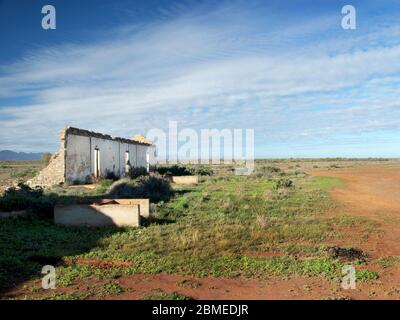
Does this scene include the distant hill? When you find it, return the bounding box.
[0,150,43,161]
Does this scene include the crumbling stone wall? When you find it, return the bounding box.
[27,130,66,187]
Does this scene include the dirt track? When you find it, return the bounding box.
[5,163,400,300]
[108,164,400,300]
[309,165,400,217]
[111,274,333,300]
[308,164,400,257]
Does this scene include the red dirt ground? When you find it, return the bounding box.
[111,273,334,300]
[5,164,400,300]
[108,271,398,300]
[107,164,400,300]
[307,165,400,258]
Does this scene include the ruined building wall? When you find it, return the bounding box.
[65,133,122,184]
[64,127,153,184]
[28,127,155,187]
[27,130,66,187]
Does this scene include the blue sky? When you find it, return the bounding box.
[0,0,400,158]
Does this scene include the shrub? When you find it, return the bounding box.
[107,174,173,203]
[0,183,57,216]
[134,174,173,202]
[156,164,213,176]
[11,168,38,179]
[0,183,43,208]
[32,193,58,217]
[105,170,119,181]
[327,246,367,263]
[156,165,191,176]
[274,178,294,189]
[128,167,148,179]
[193,165,213,176]
[41,152,52,166]
[106,178,134,197]
[251,165,284,178]
[265,166,282,173]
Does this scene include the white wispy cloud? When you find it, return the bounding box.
[0,1,399,155]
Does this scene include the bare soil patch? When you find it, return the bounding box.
[304,164,400,300]
[111,269,400,300]
[110,273,334,300]
[5,269,400,300]
[308,164,400,258]
[309,165,400,216]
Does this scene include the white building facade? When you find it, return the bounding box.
[29,127,157,186]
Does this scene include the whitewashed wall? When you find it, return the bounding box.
[65,133,153,184]
[65,134,91,184]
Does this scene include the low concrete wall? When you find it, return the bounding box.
[55,200,141,227]
[172,176,199,185]
[114,199,150,218]
[0,210,28,219]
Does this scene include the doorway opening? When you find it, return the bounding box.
[94,147,100,178]
[125,150,130,174]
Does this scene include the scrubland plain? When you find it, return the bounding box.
[0,159,399,300]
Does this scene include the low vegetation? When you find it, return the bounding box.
[41,153,52,166]
[1,159,385,300]
[0,160,44,188]
[0,183,56,216]
[107,174,173,203]
[141,289,191,300]
[156,164,213,176]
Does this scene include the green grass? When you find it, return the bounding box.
[100,282,126,295]
[141,289,191,300]
[356,269,379,282]
[377,256,400,269]
[129,255,342,279]
[95,179,114,194]
[310,176,345,190]
[0,164,379,299]
[43,292,87,300]
[11,168,38,179]
[0,160,43,183]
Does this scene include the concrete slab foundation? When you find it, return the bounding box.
[54,199,149,227]
[171,176,199,184]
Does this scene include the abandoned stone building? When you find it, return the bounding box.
[29,127,157,187]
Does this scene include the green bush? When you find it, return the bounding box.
[156,164,213,176]
[156,165,191,176]
[128,167,148,179]
[11,168,38,179]
[192,165,213,176]
[41,152,52,166]
[274,178,294,189]
[0,183,57,216]
[251,165,284,178]
[134,174,173,202]
[105,170,120,181]
[107,174,173,203]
